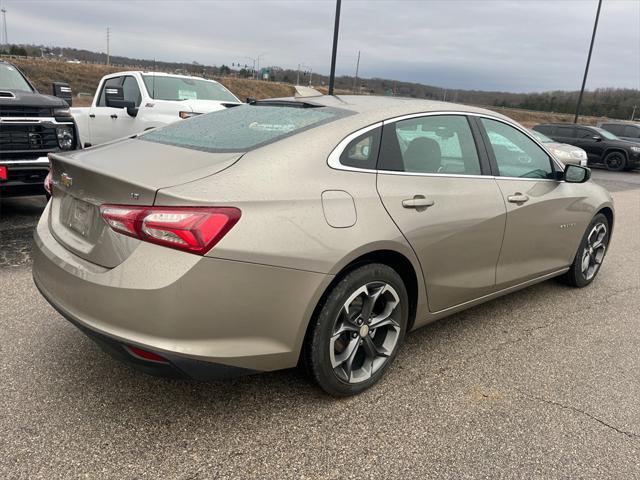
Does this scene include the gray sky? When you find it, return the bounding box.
[5,0,640,93]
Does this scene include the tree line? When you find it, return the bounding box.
[4,44,638,120]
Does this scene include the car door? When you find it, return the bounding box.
[575,127,606,161]
[476,117,590,287]
[376,114,506,312]
[89,76,142,145]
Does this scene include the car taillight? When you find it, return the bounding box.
[0,166,7,181]
[99,205,240,255]
[44,170,52,194]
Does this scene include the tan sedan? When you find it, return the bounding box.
[33,96,614,396]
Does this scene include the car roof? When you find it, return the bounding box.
[103,71,223,84]
[276,94,513,124]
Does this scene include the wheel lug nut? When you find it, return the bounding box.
[359,340,363,345]
[352,332,358,338]
[357,318,363,325]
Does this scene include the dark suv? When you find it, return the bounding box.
[0,60,79,197]
[533,123,640,171]
[597,121,640,142]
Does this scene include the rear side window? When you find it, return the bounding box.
[378,115,481,175]
[97,77,122,107]
[556,126,575,138]
[339,128,381,169]
[141,105,343,152]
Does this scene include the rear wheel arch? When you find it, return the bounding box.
[300,249,420,365]
[602,148,628,161]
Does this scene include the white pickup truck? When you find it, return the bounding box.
[72,71,241,147]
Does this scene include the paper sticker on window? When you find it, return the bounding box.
[178,90,198,100]
[249,122,295,132]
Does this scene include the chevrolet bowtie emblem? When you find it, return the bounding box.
[60,173,73,188]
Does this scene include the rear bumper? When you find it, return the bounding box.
[32,204,332,377]
[0,157,49,197]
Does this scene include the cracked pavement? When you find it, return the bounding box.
[1,169,639,479]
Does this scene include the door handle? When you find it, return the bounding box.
[402,195,435,210]
[507,193,529,203]
[110,114,118,119]
[89,114,95,118]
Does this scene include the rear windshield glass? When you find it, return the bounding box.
[140,105,343,152]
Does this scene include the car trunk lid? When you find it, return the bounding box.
[48,138,242,268]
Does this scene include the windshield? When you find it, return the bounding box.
[0,63,33,92]
[594,127,619,140]
[529,129,553,143]
[142,75,239,102]
[141,104,345,152]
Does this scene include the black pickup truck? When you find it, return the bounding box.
[0,60,80,197]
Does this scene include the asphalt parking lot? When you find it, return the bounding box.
[1,169,639,479]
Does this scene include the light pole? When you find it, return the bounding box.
[574,0,602,123]
[328,0,341,95]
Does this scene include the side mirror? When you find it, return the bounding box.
[564,164,591,183]
[52,82,72,106]
[105,85,136,110]
[592,135,602,142]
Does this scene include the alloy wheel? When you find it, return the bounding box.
[605,153,624,170]
[330,282,401,384]
[581,222,607,281]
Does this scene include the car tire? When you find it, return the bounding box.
[305,263,408,397]
[561,213,610,288]
[604,151,627,171]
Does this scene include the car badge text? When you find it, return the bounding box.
[60,173,73,188]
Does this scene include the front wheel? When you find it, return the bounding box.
[604,151,626,171]
[561,213,610,287]
[305,264,408,396]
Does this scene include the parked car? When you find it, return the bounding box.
[71,71,241,147]
[597,121,640,142]
[528,129,587,166]
[33,96,614,396]
[533,123,640,171]
[0,60,79,197]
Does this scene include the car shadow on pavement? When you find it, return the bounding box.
[37,275,578,423]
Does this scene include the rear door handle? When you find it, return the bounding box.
[402,195,435,210]
[110,114,118,119]
[89,114,95,118]
[507,193,529,203]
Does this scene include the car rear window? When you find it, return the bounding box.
[140,104,344,152]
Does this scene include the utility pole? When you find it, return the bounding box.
[352,50,360,94]
[297,63,300,85]
[574,0,602,123]
[1,6,8,47]
[328,0,341,95]
[106,27,110,65]
[631,105,637,121]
